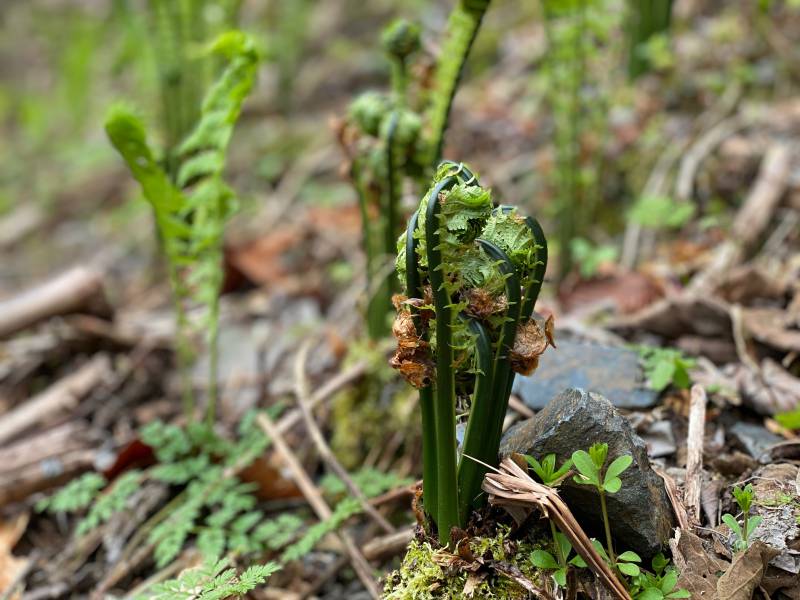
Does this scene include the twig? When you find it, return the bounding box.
[0,266,111,339]
[362,526,414,561]
[483,458,632,600]
[508,396,535,419]
[0,354,111,446]
[123,551,198,599]
[685,385,707,524]
[653,467,690,532]
[256,412,381,599]
[689,142,791,294]
[293,340,394,534]
[675,115,744,202]
[275,361,368,435]
[300,555,349,599]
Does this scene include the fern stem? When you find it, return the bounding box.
[425,0,492,166]
[456,317,494,522]
[627,0,673,79]
[476,240,521,456]
[425,176,461,545]
[405,210,438,525]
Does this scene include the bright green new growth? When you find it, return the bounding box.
[627,0,674,79]
[572,443,633,565]
[629,553,691,599]
[425,0,492,164]
[723,483,762,553]
[139,558,280,600]
[531,531,587,588]
[37,414,404,572]
[347,19,424,339]
[634,345,696,391]
[106,31,261,423]
[526,454,581,589]
[392,161,549,545]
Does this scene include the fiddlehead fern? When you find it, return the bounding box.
[425,0,492,165]
[392,161,552,545]
[344,21,423,339]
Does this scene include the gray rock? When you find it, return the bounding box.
[729,421,783,462]
[512,340,657,409]
[500,388,675,557]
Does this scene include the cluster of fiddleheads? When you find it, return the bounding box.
[391,160,553,545]
[341,1,494,339]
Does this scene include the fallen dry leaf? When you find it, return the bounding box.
[741,306,800,353]
[559,270,665,315]
[734,358,800,415]
[671,528,729,599]
[0,512,30,596]
[716,541,779,600]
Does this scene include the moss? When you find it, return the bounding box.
[330,340,416,468]
[383,526,546,599]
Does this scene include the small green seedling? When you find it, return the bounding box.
[634,346,696,391]
[525,454,574,576]
[629,553,691,599]
[531,531,586,588]
[722,483,762,552]
[525,454,573,487]
[572,443,633,563]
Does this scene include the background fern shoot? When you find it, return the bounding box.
[106,30,261,423]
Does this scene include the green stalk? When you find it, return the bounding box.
[457,318,494,522]
[627,0,673,79]
[405,210,438,525]
[476,240,521,451]
[425,176,461,545]
[385,112,401,263]
[551,521,565,566]
[599,489,616,564]
[426,0,492,166]
[353,158,386,340]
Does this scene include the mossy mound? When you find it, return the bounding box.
[383,525,545,599]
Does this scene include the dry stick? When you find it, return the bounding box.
[685,385,707,523]
[362,526,415,561]
[301,555,349,600]
[293,341,395,534]
[483,458,632,600]
[275,360,368,435]
[256,412,381,599]
[0,266,110,339]
[653,467,690,532]
[0,354,111,445]
[689,142,791,294]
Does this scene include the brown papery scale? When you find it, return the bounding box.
[463,288,507,320]
[509,312,556,376]
[389,296,435,388]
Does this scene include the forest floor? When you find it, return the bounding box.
[0,1,799,598]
